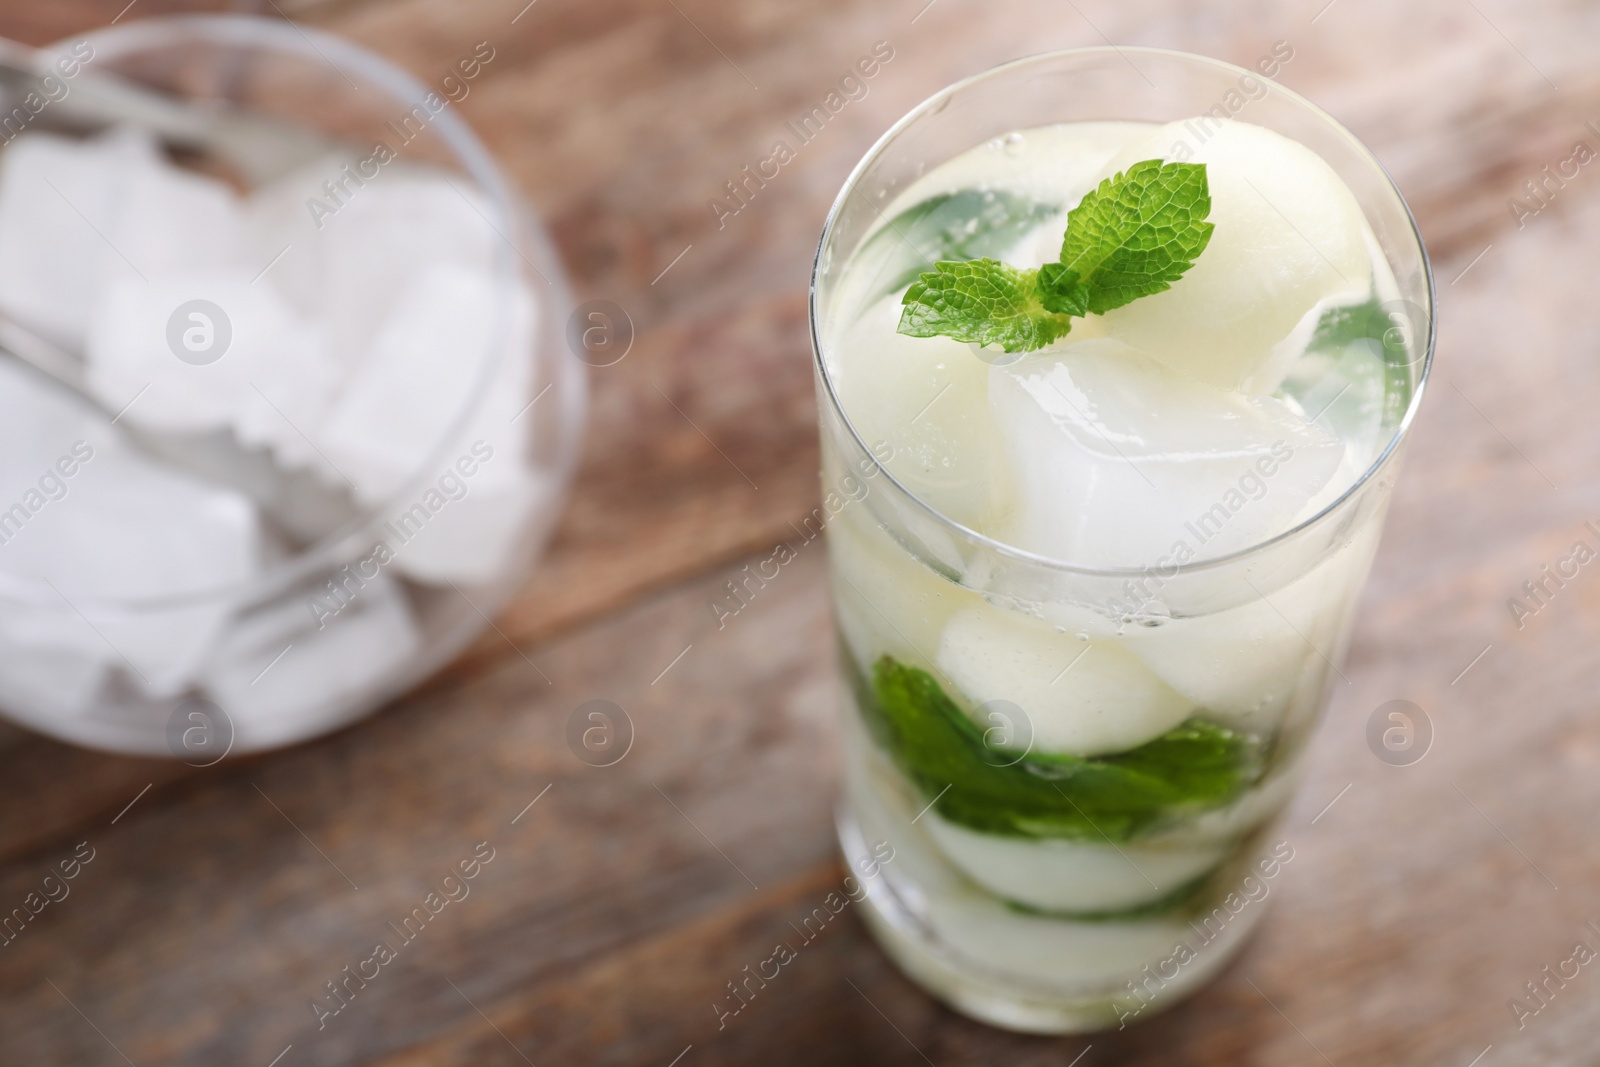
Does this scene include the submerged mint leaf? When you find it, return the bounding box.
[895,159,1214,352]
[1308,297,1384,352]
[852,189,1058,311]
[1056,158,1214,315]
[860,654,1263,843]
[898,259,1075,353]
[1307,295,1416,425]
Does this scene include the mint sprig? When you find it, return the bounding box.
[897,159,1215,353]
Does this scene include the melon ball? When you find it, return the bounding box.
[923,812,1228,912]
[936,603,1195,757]
[828,295,1002,528]
[1097,119,1372,394]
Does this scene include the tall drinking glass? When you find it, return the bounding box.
[810,48,1432,1033]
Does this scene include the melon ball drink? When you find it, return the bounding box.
[810,50,1432,1033]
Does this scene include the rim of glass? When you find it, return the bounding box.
[0,14,570,610]
[809,45,1436,580]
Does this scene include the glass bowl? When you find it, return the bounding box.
[0,15,584,757]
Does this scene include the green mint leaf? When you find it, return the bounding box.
[1056,158,1214,315]
[897,259,1075,353]
[851,189,1058,311]
[853,652,1264,845]
[893,160,1214,352]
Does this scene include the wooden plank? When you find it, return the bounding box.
[0,725,193,866]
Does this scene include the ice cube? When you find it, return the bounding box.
[936,602,1193,756]
[262,464,364,545]
[246,160,514,414]
[200,571,419,749]
[0,357,108,472]
[0,131,143,350]
[10,454,261,697]
[828,295,1005,528]
[251,160,539,549]
[84,270,331,449]
[988,339,1344,568]
[1096,119,1373,394]
[1123,523,1382,729]
[315,170,502,368]
[0,359,260,696]
[384,467,550,586]
[116,134,247,283]
[923,811,1227,912]
[0,128,245,352]
[318,261,533,503]
[242,157,352,321]
[0,607,107,718]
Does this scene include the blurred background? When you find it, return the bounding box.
[0,0,1594,1064]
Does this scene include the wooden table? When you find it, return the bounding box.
[1,1,1597,1063]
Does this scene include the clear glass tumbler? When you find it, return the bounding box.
[811,48,1432,1032]
[0,16,583,756]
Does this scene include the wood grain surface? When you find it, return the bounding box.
[2,0,1598,1064]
